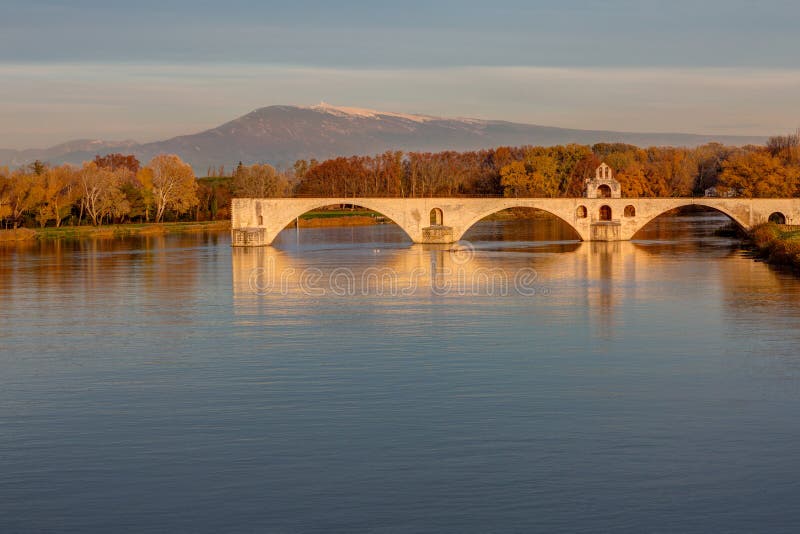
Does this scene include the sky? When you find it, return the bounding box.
[1,0,799,148]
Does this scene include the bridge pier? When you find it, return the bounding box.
[232,227,268,246]
[421,225,455,244]
[590,222,622,241]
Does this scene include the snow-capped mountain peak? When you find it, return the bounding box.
[305,102,437,123]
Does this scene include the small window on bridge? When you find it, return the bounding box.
[430,208,444,226]
[258,215,264,226]
[576,206,587,218]
[599,205,612,221]
[768,212,787,225]
[624,205,636,217]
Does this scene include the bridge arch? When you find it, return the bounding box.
[269,200,416,244]
[456,205,584,242]
[769,211,787,224]
[630,201,749,239]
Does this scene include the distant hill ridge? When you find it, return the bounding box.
[1,104,768,173]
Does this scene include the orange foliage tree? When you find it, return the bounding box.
[146,154,198,223]
[718,150,800,198]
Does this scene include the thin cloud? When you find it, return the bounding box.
[1,63,798,148]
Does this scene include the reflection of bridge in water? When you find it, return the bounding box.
[231,233,799,341]
[232,197,800,246]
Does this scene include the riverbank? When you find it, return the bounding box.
[298,210,387,228]
[750,223,800,270]
[0,220,231,243]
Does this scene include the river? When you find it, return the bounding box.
[2,212,800,532]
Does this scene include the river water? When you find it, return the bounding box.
[2,213,800,533]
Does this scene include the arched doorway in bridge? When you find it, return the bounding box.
[597,184,612,199]
[430,208,444,226]
[599,205,613,221]
[769,212,787,224]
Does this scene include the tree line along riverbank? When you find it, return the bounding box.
[4,131,800,231]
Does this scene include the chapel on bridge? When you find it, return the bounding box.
[584,162,621,199]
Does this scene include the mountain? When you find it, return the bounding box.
[0,139,138,168]
[1,104,768,173]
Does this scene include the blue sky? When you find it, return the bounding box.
[1,0,799,147]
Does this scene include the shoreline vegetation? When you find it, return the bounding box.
[0,220,231,243]
[750,223,800,270]
[0,207,560,243]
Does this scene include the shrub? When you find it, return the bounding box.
[751,223,783,249]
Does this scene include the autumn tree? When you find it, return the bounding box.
[564,153,601,196]
[645,147,696,197]
[232,163,289,198]
[375,151,404,196]
[693,143,733,194]
[718,150,799,198]
[77,162,131,225]
[499,152,559,197]
[5,171,45,228]
[146,154,198,222]
[94,153,140,174]
[0,168,12,227]
[36,165,78,227]
[599,146,659,197]
[499,161,529,197]
[766,130,800,164]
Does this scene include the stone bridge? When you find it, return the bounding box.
[231,197,800,246]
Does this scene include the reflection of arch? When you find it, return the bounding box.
[624,205,636,217]
[599,205,612,221]
[576,205,588,218]
[597,184,612,198]
[457,205,583,241]
[430,208,444,226]
[631,202,749,239]
[769,212,787,224]
[273,201,414,242]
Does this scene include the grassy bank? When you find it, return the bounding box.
[297,209,388,228]
[0,220,231,243]
[297,207,559,226]
[300,209,381,220]
[750,223,800,270]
